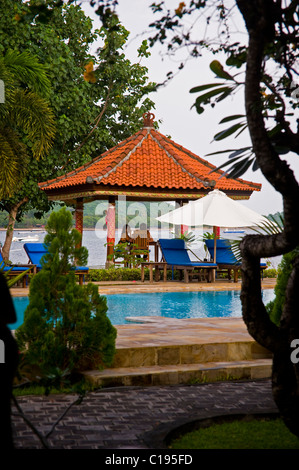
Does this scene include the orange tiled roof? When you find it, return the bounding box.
[39,113,261,194]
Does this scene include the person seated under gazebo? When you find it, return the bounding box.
[119,224,133,244]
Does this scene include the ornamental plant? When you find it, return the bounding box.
[16,207,117,377]
[266,248,299,326]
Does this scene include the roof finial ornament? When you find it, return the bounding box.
[143,112,155,128]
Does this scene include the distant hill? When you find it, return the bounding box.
[0,199,175,229]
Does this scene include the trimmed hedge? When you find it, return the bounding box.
[87,267,181,282]
[87,266,278,283]
[263,268,278,278]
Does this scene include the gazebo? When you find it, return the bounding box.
[39,113,261,266]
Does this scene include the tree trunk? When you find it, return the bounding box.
[236,0,299,436]
[2,198,28,262]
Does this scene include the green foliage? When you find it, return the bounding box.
[169,418,299,449]
[266,248,299,326]
[229,213,284,264]
[0,262,30,287]
[174,230,197,246]
[16,208,117,376]
[0,49,55,198]
[201,231,215,240]
[0,0,155,249]
[87,267,181,282]
[148,1,299,178]
[262,268,277,279]
[43,207,88,271]
[197,231,216,257]
[109,242,149,267]
[88,267,147,282]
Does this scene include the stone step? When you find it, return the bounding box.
[111,341,272,369]
[83,359,272,388]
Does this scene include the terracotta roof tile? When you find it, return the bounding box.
[39,118,261,194]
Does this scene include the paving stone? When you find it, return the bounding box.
[11,379,278,449]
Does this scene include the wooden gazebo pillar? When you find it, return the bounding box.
[106,196,116,268]
[75,197,84,247]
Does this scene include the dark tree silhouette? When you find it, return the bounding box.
[0,272,19,449]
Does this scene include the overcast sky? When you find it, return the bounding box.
[80,0,299,216]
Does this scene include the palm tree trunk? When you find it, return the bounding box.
[2,198,28,262]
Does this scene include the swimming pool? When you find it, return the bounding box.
[10,289,275,328]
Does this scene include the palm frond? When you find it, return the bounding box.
[3,50,51,96]
[8,89,56,158]
[230,238,243,263]
[229,214,284,262]
[251,213,284,235]
[0,126,29,198]
[0,261,30,288]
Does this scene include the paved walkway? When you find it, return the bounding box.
[10,278,276,297]
[12,379,277,449]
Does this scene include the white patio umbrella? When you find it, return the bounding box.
[156,189,270,262]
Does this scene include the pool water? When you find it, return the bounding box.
[10,289,275,329]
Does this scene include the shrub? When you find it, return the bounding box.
[263,268,278,278]
[87,267,182,282]
[266,248,299,325]
[87,267,146,282]
[16,207,117,377]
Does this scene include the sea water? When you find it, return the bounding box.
[0,228,281,268]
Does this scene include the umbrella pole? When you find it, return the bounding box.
[213,226,217,263]
[211,226,218,283]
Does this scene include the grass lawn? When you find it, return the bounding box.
[169,417,299,449]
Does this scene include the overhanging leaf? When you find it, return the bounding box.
[213,123,244,141]
[252,159,259,171]
[209,155,247,174]
[193,86,232,105]
[215,88,235,102]
[206,148,246,156]
[229,147,251,158]
[219,114,245,124]
[226,157,254,178]
[210,60,235,81]
[190,83,226,94]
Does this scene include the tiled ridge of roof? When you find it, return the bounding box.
[38,128,146,189]
[151,130,261,190]
[150,131,211,188]
[90,129,149,184]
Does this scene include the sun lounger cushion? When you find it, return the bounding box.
[0,252,32,272]
[205,239,239,264]
[205,239,267,267]
[24,243,89,271]
[159,239,217,267]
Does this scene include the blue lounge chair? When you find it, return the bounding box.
[158,238,217,283]
[0,250,36,288]
[205,239,267,282]
[24,243,89,285]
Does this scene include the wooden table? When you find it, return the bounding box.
[140,262,168,283]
